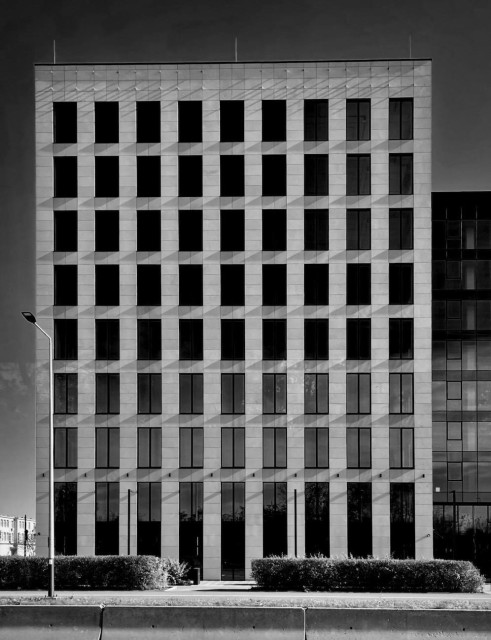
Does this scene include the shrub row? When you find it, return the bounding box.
[251,557,484,593]
[0,556,167,590]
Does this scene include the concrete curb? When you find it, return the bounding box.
[0,605,102,640]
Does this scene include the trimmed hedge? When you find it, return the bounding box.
[0,556,167,590]
[251,557,484,593]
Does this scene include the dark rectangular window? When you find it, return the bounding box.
[346,155,371,195]
[262,100,286,142]
[95,373,120,414]
[179,211,202,251]
[54,265,77,305]
[221,428,245,468]
[137,156,161,197]
[137,319,161,360]
[221,265,245,306]
[305,429,329,467]
[95,210,119,251]
[220,210,245,251]
[94,102,119,143]
[95,482,119,555]
[137,482,161,557]
[95,265,119,306]
[54,319,78,360]
[178,101,202,142]
[221,482,245,580]
[389,209,413,250]
[389,99,413,140]
[346,209,371,250]
[304,319,329,360]
[54,428,77,468]
[305,482,329,556]
[53,103,77,144]
[347,483,372,557]
[389,428,414,469]
[54,373,77,414]
[95,428,120,468]
[220,155,244,197]
[179,156,202,197]
[179,319,203,360]
[179,265,203,306]
[262,210,286,251]
[179,428,204,468]
[54,211,77,251]
[95,319,119,360]
[304,210,329,251]
[54,157,77,198]
[136,101,161,143]
[263,482,287,557]
[263,374,287,414]
[389,154,413,195]
[304,374,329,414]
[262,155,287,196]
[346,100,370,140]
[221,319,245,360]
[221,374,245,414]
[347,428,371,468]
[304,264,329,305]
[137,211,161,251]
[304,155,329,196]
[137,264,161,306]
[262,264,287,306]
[55,482,77,555]
[389,319,413,359]
[346,373,371,414]
[137,373,162,414]
[137,428,162,468]
[179,482,203,570]
[263,319,287,360]
[346,264,371,305]
[304,100,329,141]
[389,373,414,414]
[179,373,203,414]
[95,157,119,198]
[263,428,287,468]
[390,483,415,558]
[220,101,244,142]
[346,319,371,360]
[389,264,413,304]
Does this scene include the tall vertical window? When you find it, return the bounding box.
[390,483,415,558]
[220,101,244,142]
[346,209,370,250]
[179,428,204,468]
[94,102,119,143]
[137,319,161,360]
[137,156,161,197]
[221,265,245,306]
[347,483,372,557]
[389,264,413,304]
[95,319,119,360]
[95,210,119,251]
[262,100,286,141]
[178,156,203,197]
[304,210,329,251]
[179,319,203,360]
[304,155,329,196]
[95,157,119,198]
[263,374,287,414]
[346,100,370,140]
[179,482,203,570]
[221,482,245,580]
[389,428,414,469]
[389,209,413,250]
[55,483,77,555]
[54,211,77,251]
[221,319,245,360]
[221,428,245,468]
[220,210,245,251]
[263,428,287,468]
[95,482,119,555]
[54,157,77,198]
[53,102,77,143]
[304,429,329,467]
[95,373,120,414]
[346,373,371,414]
[54,373,78,414]
[95,428,120,468]
[346,155,371,196]
[137,483,161,557]
[389,154,413,195]
[178,101,202,142]
[179,265,203,306]
[262,155,287,196]
[304,264,329,306]
[346,264,371,305]
[262,319,287,360]
[305,482,329,556]
[54,319,78,360]
[304,319,329,360]
[136,101,161,143]
[263,210,286,251]
[220,155,244,197]
[137,428,162,468]
[95,265,119,306]
[54,428,77,468]
[389,98,413,140]
[389,319,413,359]
[137,373,162,414]
[262,265,287,306]
[263,483,287,557]
[389,373,414,414]
[304,374,329,414]
[221,374,245,414]
[346,319,371,360]
[346,428,371,468]
[304,100,329,141]
[179,211,202,251]
[137,265,161,306]
[179,373,204,414]
[54,265,78,305]
[137,211,161,251]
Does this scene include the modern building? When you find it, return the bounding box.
[34,59,432,579]
[0,515,36,556]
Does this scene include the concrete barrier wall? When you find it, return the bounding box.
[0,606,101,640]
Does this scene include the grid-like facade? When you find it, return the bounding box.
[35,60,432,579]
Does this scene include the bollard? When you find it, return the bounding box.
[191,567,200,585]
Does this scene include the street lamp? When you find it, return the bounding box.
[22,311,55,597]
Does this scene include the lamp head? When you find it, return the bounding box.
[21,311,37,324]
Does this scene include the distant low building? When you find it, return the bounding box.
[0,515,36,556]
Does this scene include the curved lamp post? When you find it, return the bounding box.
[22,311,55,597]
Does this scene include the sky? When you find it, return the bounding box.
[0,0,490,517]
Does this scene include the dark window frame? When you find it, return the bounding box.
[54,210,77,252]
[346,373,371,415]
[389,98,413,140]
[304,373,329,415]
[389,154,413,195]
[304,264,329,306]
[53,102,77,144]
[179,427,204,469]
[137,373,162,415]
[220,100,244,142]
[54,319,78,360]
[54,373,78,414]
[304,428,329,468]
[179,319,203,360]
[263,427,287,469]
[346,318,371,360]
[54,427,77,469]
[304,319,329,360]
[221,373,245,415]
[304,209,329,251]
[179,373,204,414]
[389,372,414,415]
[262,319,287,360]
[389,428,415,469]
[347,427,372,469]
[221,428,245,468]
[304,99,329,141]
[304,155,329,196]
[95,427,120,469]
[95,373,120,415]
[389,318,414,360]
[389,209,413,250]
[262,373,287,414]
[346,99,371,141]
[346,154,371,196]
[346,209,371,250]
[137,319,162,360]
[221,319,245,360]
[95,319,120,361]
[137,427,162,469]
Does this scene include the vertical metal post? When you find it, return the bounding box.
[47,331,54,596]
[127,489,131,555]
[452,490,457,560]
[24,514,27,557]
[294,489,298,558]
